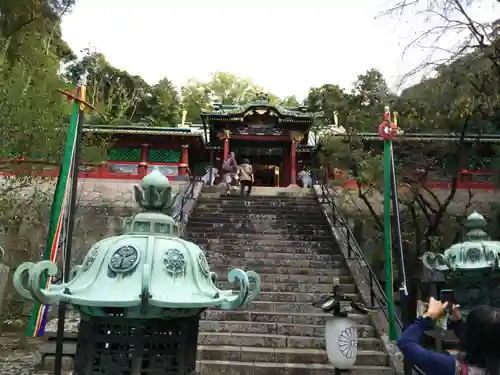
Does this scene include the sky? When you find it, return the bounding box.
[61,0,499,100]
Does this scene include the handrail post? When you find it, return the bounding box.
[369,274,375,307]
[346,227,352,258]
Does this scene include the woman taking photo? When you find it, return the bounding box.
[397,297,500,375]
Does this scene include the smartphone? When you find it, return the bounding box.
[440,289,454,312]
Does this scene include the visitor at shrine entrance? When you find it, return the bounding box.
[231,142,284,187]
[201,92,321,188]
[252,164,280,187]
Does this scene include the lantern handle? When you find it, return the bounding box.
[312,277,377,316]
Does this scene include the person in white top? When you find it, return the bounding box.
[238,159,254,196]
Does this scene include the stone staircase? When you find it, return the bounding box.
[186,193,395,375]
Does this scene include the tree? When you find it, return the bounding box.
[352,69,391,107]
[65,52,151,125]
[278,95,300,108]
[323,5,500,343]
[142,78,181,126]
[180,72,265,122]
[0,0,75,64]
[207,72,262,105]
[305,84,348,125]
[382,0,500,84]
[0,0,87,329]
[180,78,211,123]
[0,0,79,162]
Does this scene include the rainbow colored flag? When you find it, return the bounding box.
[26,80,87,337]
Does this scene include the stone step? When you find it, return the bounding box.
[196,198,320,204]
[188,215,329,224]
[200,244,338,255]
[197,360,394,375]
[201,310,371,326]
[256,291,359,303]
[189,238,337,248]
[206,258,343,268]
[198,332,383,351]
[198,196,318,203]
[204,247,338,257]
[201,196,318,202]
[216,281,355,294]
[214,273,350,285]
[39,345,390,373]
[188,226,332,236]
[188,220,331,230]
[210,265,349,277]
[190,210,328,218]
[195,204,323,212]
[188,232,334,241]
[199,320,376,338]
[191,210,326,217]
[205,251,339,262]
[242,300,353,314]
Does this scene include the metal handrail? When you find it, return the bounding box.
[312,171,424,375]
[171,170,198,222]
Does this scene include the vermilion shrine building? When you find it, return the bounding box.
[0,93,497,190]
[67,93,321,185]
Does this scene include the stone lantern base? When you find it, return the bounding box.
[74,313,200,375]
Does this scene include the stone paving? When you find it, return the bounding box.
[0,332,43,375]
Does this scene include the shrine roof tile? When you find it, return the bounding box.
[83,124,205,138]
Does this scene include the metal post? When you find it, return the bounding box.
[369,275,375,307]
[209,149,214,186]
[382,108,398,341]
[347,229,352,258]
[389,113,410,351]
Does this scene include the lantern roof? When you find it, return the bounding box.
[422,211,500,274]
[12,170,261,319]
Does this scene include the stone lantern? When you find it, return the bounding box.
[422,211,500,315]
[13,168,261,375]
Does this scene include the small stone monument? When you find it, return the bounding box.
[12,169,261,374]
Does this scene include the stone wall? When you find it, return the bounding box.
[0,177,200,324]
[0,178,190,262]
[334,187,500,215]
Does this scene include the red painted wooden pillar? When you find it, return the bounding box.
[180,144,189,176]
[223,138,229,161]
[289,140,297,186]
[138,144,149,177]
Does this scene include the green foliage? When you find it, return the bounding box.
[305,69,397,132]
[278,95,300,108]
[143,78,180,126]
[180,78,212,123]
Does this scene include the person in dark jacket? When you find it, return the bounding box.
[397,297,500,375]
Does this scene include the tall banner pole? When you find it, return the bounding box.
[388,111,408,305]
[53,73,89,375]
[378,106,398,340]
[25,75,93,338]
[389,112,412,374]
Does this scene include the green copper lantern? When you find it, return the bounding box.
[422,211,500,314]
[13,167,261,318]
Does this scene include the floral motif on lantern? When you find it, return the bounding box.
[198,252,210,276]
[164,248,186,277]
[108,246,139,274]
[83,245,100,271]
[338,327,357,359]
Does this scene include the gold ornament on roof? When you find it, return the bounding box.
[293,134,304,143]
